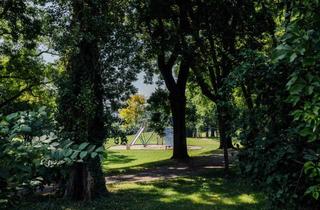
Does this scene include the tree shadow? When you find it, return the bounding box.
[103,150,137,165]
[104,151,237,177]
[16,170,266,210]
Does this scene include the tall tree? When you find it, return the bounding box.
[135,0,197,160]
[57,0,108,200]
[174,1,275,172]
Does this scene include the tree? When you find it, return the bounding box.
[147,88,171,137]
[56,0,108,200]
[0,0,58,114]
[186,84,217,138]
[53,0,144,200]
[189,1,271,149]
[135,0,198,160]
[119,94,146,131]
[233,1,320,209]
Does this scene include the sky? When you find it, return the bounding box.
[133,73,157,98]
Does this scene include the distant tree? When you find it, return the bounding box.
[119,94,146,131]
[186,85,217,138]
[147,88,171,137]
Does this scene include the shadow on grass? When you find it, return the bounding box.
[104,150,230,176]
[103,150,137,165]
[16,170,266,210]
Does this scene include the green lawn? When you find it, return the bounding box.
[103,136,220,175]
[16,169,266,210]
[16,136,267,210]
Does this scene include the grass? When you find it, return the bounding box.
[15,135,267,210]
[16,170,266,210]
[103,135,220,175]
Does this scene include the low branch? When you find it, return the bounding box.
[0,86,34,109]
[36,49,60,57]
[192,67,216,101]
[0,75,34,80]
[0,80,55,109]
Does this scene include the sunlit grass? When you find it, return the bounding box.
[16,170,266,210]
[103,136,220,174]
[15,136,267,210]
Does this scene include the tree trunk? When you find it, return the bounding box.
[170,92,189,160]
[216,105,233,149]
[60,0,107,200]
[217,105,229,172]
[65,163,92,201]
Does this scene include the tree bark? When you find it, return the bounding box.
[217,105,229,173]
[61,0,107,200]
[217,105,233,149]
[170,91,189,160]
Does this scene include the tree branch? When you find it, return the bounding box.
[0,75,34,80]
[192,66,216,101]
[0,85,34,109]
[0,80,55,109]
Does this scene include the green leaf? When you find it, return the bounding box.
[6,113,18,121]
[95,146,104,153]
[20,125,31,133]
[64,149,73,157]
[91,152,97,158]
[80,151,88,159]
[79,142,90,151]
[87,145,96,153]
[289,53,297,62]
[71,151,79,160]
[38,106,46,112]
[51,142,60,147]
[289,83,305,94]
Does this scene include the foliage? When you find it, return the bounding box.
[277,2,320,204]
[186,85,217,137]
[234,1,320,209]
[0,0,59,113]
[119,95,146,132]
[0,108,104,207]
[146,88,171,137]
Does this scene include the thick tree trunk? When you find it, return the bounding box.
[170,92,189,160]
[65,163,92,201]
[61,0,107,200]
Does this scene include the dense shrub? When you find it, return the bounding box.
[0,108,104,207]
[235,2,320,208]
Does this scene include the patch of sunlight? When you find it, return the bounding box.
[159,190,181,203]
[212,179,223,186]
[221,197,237,205]
[110,182,152,191]
[186,194,213,205]
[237,194,258,204]
[209,193,222,202]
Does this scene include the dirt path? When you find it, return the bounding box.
[106,153,237,184]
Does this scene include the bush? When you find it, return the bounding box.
[0,107,104,207]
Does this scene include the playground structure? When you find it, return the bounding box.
[108,123,201,151]
[125,124,172,150]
